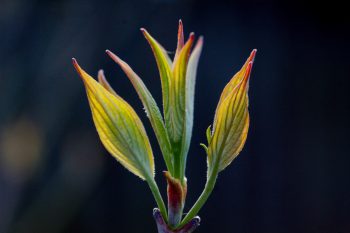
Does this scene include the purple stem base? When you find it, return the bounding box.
[153,208,200,233]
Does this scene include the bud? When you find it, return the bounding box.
[142,20,203,180]
[206,50,256,173]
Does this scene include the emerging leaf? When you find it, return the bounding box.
[207,50,256,173]
[97,69,117,96]
[73,59,154,180]
[178,36,203,177]
[168,33,194,143]
[173,20,184,66]
[141,28,172,121]
[106,50,174,174]
[205,125,212,144]
[143,21,203,180]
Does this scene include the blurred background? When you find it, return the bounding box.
[1,0,349,232]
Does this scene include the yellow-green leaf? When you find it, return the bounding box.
[168,33,195,143]
[141,28,172,120]
[208,50,256,172]
[106,50,174,174]
[73,59,154,180]
[212,49,256,131]
[178,36,203,174]
[142,22,203,181]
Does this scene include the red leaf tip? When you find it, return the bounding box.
[244,61,254,82]
[197,36,204,45]
[71,58,84,79]
[249,49,257,63]
[140,28,146,33]
[106,50,125,67]
[178,20,183,33]
[72,58,79,70]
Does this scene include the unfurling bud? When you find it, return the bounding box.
[206,50,256,174]
[142,21,203,181]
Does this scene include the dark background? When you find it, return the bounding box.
[1,0,349,233]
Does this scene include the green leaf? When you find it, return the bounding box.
[141,28,172,121]
[73,59,154,180]
[208,50,256,172]
[206,125,212,144]
[106,50,174,174]
[178,37,203,177]
[169,33,195,144]
[212,49,256,130]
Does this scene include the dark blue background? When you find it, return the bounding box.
[0,0,349,232]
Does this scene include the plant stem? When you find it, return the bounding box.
[148,178,168,222]
[173,153,181,179]
[178,169,218,228]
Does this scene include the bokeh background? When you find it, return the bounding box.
[1,0,349,232]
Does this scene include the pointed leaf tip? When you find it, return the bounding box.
[72,58,85,79]
[174,20,185,66]
[189,32,195,39]
[140,28,148,35]
[140,28,173,130]
[97,69,118,96]
[198,35,204,41]
[195,36,204,49]
[97,69,105,84]
[249,49,257,63]
[72,58,78,67]
[106,50,123,65]
[200,143,208,154]
[177,20,184,44]
[97,69,105,83]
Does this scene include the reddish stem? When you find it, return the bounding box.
[153,208,200,233]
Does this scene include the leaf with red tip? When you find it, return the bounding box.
[167,33,195,144]
[208,50,256,173]
[173,19,185,66]
[212,49,256,131]
[72,59,155,180]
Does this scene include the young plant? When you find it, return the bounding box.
[72,20,256,233]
